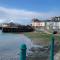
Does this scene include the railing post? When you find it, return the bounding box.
[50,31,57,60]
[20,44,27,60]
[50,34,54,60]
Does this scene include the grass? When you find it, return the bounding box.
[24,32,60,46]
[24,32,50,40]
[24,32,60,60]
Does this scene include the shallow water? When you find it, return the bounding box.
[0,30,33,57]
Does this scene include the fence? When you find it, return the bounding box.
[0,32,57,60]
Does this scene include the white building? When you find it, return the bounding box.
[46,17,60,30]
[32,17,60,31]
[32,19,45,29]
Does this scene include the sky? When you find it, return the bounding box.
[0,0,60,24]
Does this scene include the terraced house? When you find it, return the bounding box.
[32,18,45,29]
[32,16,60,31]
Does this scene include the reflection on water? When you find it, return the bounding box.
[0,30,33,56]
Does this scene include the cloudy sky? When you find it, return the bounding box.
[0,0,60,24]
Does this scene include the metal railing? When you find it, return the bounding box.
[0,33,57,60]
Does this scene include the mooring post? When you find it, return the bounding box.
[50,34,54,60]
[20,44,27,60]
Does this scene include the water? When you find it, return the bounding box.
[0,30,33,57]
